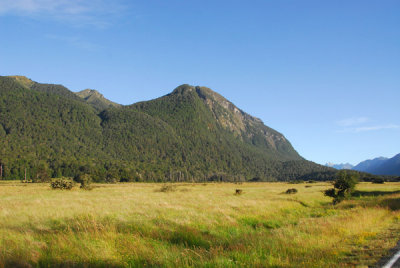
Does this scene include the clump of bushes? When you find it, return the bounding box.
[74,174,93,190]
[235,189,243,195]
[50,178,75,190]
[158,185,176,192]
[324,170,359,204]
[285,188,298,194]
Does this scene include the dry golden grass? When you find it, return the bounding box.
[0,181,399,267]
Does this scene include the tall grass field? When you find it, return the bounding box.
[1,181,399,267]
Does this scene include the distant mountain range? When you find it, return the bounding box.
[327,154,400,176]
[325,163,354,170]
[352,157,388,173]
[0,75,335,182]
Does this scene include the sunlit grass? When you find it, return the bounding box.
[0,181,399,267]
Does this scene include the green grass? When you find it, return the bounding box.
[0,181,399,267]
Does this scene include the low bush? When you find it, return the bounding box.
[50,178,74,190]
[286,188,298,194]
[235,189,243,195]
[158,185,176,192]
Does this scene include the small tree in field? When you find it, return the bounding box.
[74,173,93,190]
[325,170,359,204]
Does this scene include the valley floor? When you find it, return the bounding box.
[0,181,399,267]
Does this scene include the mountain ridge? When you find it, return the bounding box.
[353,157,388,173]
[329,155,400,176]
[0,75,334,182]
[325,163,354,170]
[353,154,400,176]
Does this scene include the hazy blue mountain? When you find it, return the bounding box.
[368,154,400,176]
[352,157,388,174]
[325,163,354,170]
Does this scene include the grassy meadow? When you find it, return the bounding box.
[0,181,400,267]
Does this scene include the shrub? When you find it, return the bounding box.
[50,178,74,190]
[324,188,336,198]
[235,189,243,195]
[74,174,93,190]
[324,170,359,204]
[158,185,176,192]
[286,188,298,194]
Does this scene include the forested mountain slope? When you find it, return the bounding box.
[0,76,335,182]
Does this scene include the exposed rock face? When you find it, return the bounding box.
[194,86,296,158]
[8,76,34,88]
[168,84,300,160]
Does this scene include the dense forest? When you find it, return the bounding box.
[0,75,339,182]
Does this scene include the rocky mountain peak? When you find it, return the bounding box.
[75,89,121,111]
[77,89,103,99]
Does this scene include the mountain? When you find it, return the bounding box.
[326,163,354,170]
[353,157,388,174]
[374,154,400,176]
[0,75,335,182]
[75,89,121,111]
[130,85,301,161]
[353,155,400,176]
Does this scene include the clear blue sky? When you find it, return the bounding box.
[0,0,399,165]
